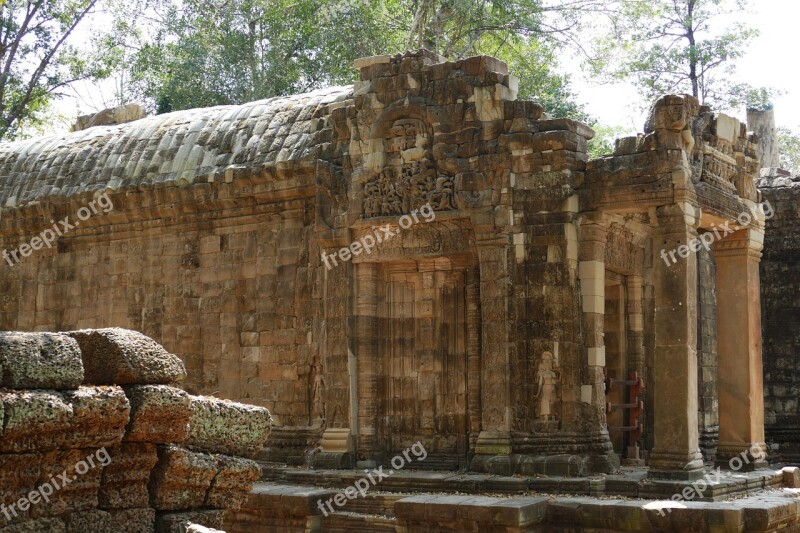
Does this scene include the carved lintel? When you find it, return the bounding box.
[363,117,456,217]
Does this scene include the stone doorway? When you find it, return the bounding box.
[604,271,647,463]
[375,259,471,469]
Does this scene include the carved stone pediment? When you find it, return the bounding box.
[363,118,456,217]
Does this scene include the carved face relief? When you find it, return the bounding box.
[363,118,455,218]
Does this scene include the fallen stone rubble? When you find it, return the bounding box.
[0,328,272,533]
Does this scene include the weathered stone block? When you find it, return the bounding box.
[62,386,130,449]
[0,390,73,453]
[33,449,104,518]
[0,518,66,532]
[0,332,83,389]
[67,328,186,385]
[205,455,261,510]
[64,510,110,532]
[149,446,218,510]
[184,396,272,458]
[108,508,156,533]
[98,443,158,509]
[124,385,191,443]
[0,453,42,519]
[783,466,800,488]
[154,510,225,533]
[0,387,128,453]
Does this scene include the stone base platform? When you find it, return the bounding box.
[258,464,792,501]
[225,480,800,532]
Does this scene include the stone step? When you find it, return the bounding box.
[331,493,407,517]
[224,481,800,533]
[321,511,397,532]
[259,464,788,500]
[258,426,323,466]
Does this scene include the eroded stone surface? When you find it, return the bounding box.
[62,386,130,449]
[205,455,261,510]
[67,328,186,385]
[0,328,266,531]
[0,332,83,389]
[185,396,271,459]
[0,518,66,532]
[124,385,191,443]
[99,443,158,509]
[33,448,104,518]
[149,446,218,511]
[0,390,71,453]
[0,387,128,453]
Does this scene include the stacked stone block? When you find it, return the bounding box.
[0,328,271,533]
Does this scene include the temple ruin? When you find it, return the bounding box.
[1,50,800,531]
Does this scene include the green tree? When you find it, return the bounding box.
[587,124,632,158]
[130,0,396,113]
[778,127,800,173]
[593,0,766,109]
[0,0,120,140]
[126,0,595,121]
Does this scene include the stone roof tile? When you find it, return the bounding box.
[0,85,353,208]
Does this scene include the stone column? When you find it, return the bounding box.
[578,214,608,421]
[471,244,513,460]
[648,204,704,480]
[354,261,379,467]
[712,227,768,470]
[627,275,645,376]
[747,107,780,169]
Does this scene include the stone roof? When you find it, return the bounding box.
[0,85,353,209]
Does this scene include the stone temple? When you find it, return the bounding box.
[2,50,800,531]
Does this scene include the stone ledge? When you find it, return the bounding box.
[227,481,800,532]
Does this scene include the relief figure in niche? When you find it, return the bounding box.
[534,351,560,421]
[363,117,455,217]
[308,355,325,424]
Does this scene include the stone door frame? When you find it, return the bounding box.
[353,254,481,467]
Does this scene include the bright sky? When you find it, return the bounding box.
[564,0,800,133]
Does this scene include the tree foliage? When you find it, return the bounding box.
[130,0,396,113]
[0,0,119,139]
[126,0,597,121]
[778,127,800,173]
[592,0,766,109]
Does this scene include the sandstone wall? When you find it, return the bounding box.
[0,328,271,533]
[758,170,800,462]
[0,210,318,425]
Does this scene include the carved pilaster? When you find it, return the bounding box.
[648,204,705,480]
[712,227,768,470]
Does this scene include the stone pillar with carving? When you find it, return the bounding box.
[712,226,768,470]
[648,203,705,480]
[353,261,379,467]
[470,241,514,462]
[314,244,356,469]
